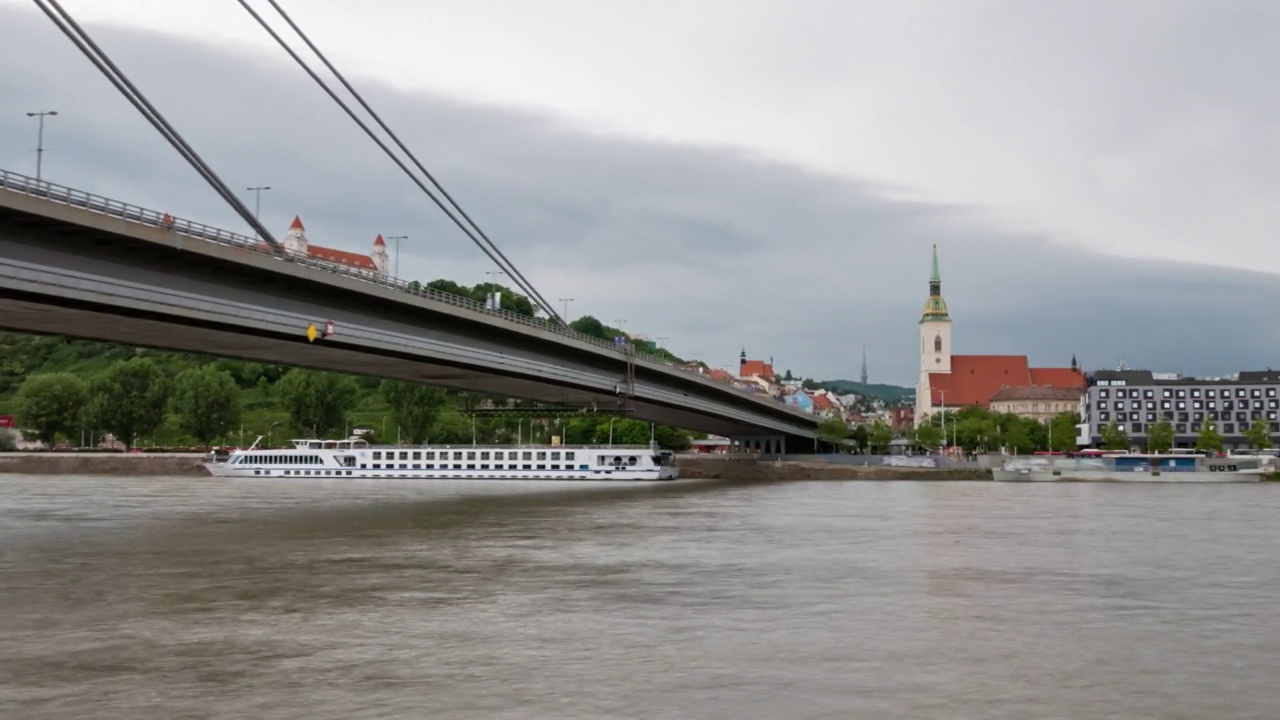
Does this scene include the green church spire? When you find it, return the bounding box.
[921,244,950,322]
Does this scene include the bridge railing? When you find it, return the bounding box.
[0,168,809,418]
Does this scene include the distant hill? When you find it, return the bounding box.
[809,379,914,403]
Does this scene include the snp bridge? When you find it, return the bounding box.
[0,169,815,451]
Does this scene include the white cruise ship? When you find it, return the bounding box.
[204,436,680,481]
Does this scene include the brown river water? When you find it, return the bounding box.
[2,475,1279,719]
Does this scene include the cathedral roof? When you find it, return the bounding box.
[373,234,386,247]
[289,215,305,231]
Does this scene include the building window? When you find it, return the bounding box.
[1191,389,1201,398]
[1194,412,1204,421]
[1144,390,1154,399]
[1193,400,1203,409]
[1224,423,1236,434]
[1176,389,1186,399]
[1206,389,1216,398]
[1162,389,1172,398]
[1097,400,1108,410]
[1146,413,1156,422]
[934,335,942,352]
[1160,401,1170,410]
[1237,389,1247,398]
[1268,388,1277,398]
[1099,389,1110,399]
[1208,401,1217,410]
[1146,401,1156,410]
[1237,412,1247,422]
[1176,401,1185,410]
[1099,412,1110,422]
[1176,423,1187,433]
[1252,389,1262,398]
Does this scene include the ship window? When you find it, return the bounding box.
[480,464,490,470]
[372,464,381,469]
[412,451,421,461]
[372,451,382,460]
[550,452,561,461]
[627,456,638,466]
[537,464,545,470]
[612,456,623,466]
[466,451,476,461]
[480,451,491,461]
[565,452,575,462]
[412,464,420,469]
[452,452,463,461]
[466,464,475,470]
[522,452,532,461]
[536,452,547,461]
[493,452,504,461]
[522,464,532,470]
[398,451,408,461]
[550,465,559,470]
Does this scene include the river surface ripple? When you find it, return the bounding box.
[2,475,1279,719]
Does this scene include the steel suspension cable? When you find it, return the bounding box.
[238,0,564,323]
[32,0,283,250]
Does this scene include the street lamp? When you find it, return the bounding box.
[609,417,617,448]
[558,297,574,321]
[26,110,57,181]
[386,235,407,279]
[246,186,271,238]
[267,421,279,448]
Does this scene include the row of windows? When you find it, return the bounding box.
[371,450,578,462]
[1097,387,1278,400]
[1099,421,1280,435]
[370,463,585,471]
[239,454,323,465]
[1100,410,1279,424]
[1100,399,1280,412]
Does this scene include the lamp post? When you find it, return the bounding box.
[26,110,57,181]
[558,297,574,321]
[485,270,507,309]
[609,417,617,448]
[267,421,279,448]
[246,186,270,238]
[386,235,407,279]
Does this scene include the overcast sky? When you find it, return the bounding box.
[1,1,1277,386]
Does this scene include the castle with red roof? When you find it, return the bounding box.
[279,215,389,273]
[914,245,1085,426]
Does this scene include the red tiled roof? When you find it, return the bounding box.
[373,233,386,247]
[739,360,774,378]
[255,241,376,269]
[989,385,1084,402]
[811,393,836,410]
[707,368,734,382]
[930,356,1086,407]
[929,355,1031,406]
[1029,367,1086,389]
[289,215,305,230]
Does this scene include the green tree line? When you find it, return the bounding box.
[0,324,694,452]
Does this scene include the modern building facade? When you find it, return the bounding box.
[1080,368,1280,449]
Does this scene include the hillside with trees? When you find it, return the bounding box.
[803,378,914,403]
[0,278,695,451]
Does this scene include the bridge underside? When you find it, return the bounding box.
[0,294,808,441]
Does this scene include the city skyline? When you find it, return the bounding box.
[2,3,1278,386]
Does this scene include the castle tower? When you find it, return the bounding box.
[370,234,389,274]
[284,215,308,255]
[915,244,952,425]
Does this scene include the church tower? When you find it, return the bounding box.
[283,215,308,255]
[915,244,952,425]
[370,234,389,274]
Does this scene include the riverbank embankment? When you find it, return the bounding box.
[0,452,208,476]
[677,456,992,481]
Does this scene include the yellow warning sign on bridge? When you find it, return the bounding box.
[306,323,318,342]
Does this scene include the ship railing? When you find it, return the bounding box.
[371,443,657,450]
[0,168,812,417]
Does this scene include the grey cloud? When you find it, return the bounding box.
[0,5,1276,387]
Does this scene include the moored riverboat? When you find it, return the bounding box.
[993,452,1270,483]
[204,436,679,481]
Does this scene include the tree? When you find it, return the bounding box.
[568,315,608,340]
[850,424,869,453]
[912,422,943,451]
[1100,422,1128,451]
[172,366,241,446]
[381,380,448,444]
[868,420,892,454]
[1048,413,1079,452]
[1195,418,1224,453]
[1146,420,1174,453]
[1245,418,1272,450]
[816,416,850,447]
[1004,421,1033,455]
[86,357,171,449]
[14,373,88,449]
[274,369,358,438]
